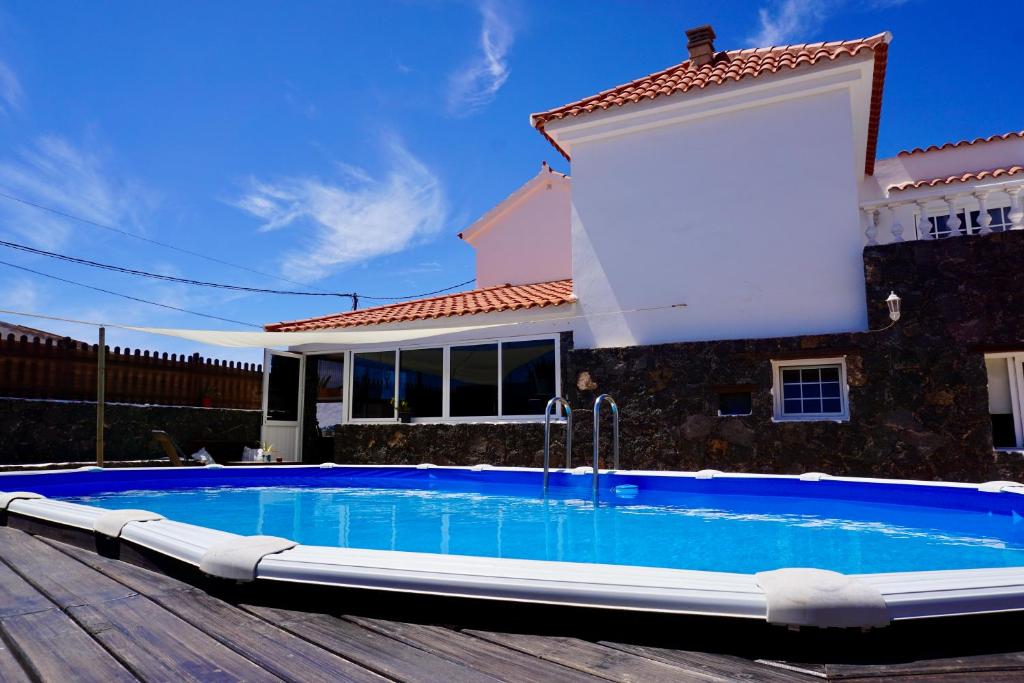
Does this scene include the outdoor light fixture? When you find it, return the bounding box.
[886,291,901,322]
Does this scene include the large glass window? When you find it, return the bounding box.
[266,354,300,421]
[450,343,499,417]
[313,354,345,434]
[399,348,443,418]
[502,339,556,415]
[352,351,396,419]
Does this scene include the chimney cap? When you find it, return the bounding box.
[685,24,716,48]
[685,24,717,67]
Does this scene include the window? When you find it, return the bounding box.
[717,391,752,417]
[918,205,1014,239]
[985,354,1024,449]
[266,353,301,421]
[771,358,849,421]
[450,343,499,417]
[313,354,345,434]
[502,339,556,415]
[351,351,396,419]
[399,348,443,418]
[347,336,560,422]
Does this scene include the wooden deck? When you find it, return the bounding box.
[2,526,1024,682]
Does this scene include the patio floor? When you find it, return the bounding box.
[2,525,1024,682]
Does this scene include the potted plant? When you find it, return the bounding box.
[391,398,413,424]
[260,442,275,463]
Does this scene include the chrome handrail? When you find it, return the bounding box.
[592,394,619,494]
[543,397,572,492]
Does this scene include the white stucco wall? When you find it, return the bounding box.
[560,85,868,349]
[463,174,572,289]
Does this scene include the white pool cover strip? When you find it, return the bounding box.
[5,467,1024,628]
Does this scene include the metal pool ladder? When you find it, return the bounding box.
[543,397,572,492]
[592,394,619,493]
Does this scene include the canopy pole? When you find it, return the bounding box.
[96,326,105,467]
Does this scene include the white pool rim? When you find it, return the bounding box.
[4,464,1024,629]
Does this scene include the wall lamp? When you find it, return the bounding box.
[886,291,901,323]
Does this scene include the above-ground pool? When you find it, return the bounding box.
[4,465,1024,628]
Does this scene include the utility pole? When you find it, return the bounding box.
[96,326,106,467]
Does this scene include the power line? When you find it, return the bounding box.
[0,190,478,305]
[0,188,332,292]
[359,278,476,301]
[0,259,261,328]
[0,238,355,297]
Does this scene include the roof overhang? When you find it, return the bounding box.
[533,35,890,177]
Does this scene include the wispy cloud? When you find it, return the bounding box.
[748,0,831,46]
[0,61,23,115]
[0,135,147,250]
[232,135,447,281]
[0,276,42,312]
[445,0,514,117]
[748,0,908,46]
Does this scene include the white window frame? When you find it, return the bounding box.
[984,352,1024,451]
[345,334,561,424]
[770,357,850,422]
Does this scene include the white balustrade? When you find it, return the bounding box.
[862,178,1024,246]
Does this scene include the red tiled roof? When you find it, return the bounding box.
[897,131,1024,157]
[530,32,891,175]
[265,279,576,331]
[889,166,1024,192]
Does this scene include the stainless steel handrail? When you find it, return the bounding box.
[592,394,619,493]
[543,397,572,492]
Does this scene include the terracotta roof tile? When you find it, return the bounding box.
[265,279,576,331]
[889,166,1024,192]
[897,131,1024,157]
[530,32,891,174]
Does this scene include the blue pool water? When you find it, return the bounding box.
[11,467,1024,574]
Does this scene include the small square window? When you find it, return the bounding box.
[771,358,849,421]
[718,391,752,417]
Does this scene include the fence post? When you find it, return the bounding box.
[96,327,106,467]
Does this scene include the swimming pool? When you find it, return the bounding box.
[4,465,1024,628]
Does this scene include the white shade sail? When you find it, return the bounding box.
[124,323,511,348]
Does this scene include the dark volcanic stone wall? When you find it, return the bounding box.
[333,232,1024,482]
[0,398,261,465]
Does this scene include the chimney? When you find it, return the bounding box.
[685,24,716,67]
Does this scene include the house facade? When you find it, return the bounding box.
[260,25,1024,481]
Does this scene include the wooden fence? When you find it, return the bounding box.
[0,334,263,409]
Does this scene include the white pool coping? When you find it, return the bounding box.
[4,465,1024,628]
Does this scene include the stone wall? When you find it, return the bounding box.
[333,232,1024,482]
[0,398,261,465]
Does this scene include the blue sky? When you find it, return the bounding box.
[0,0,1018,363]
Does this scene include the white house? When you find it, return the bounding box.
[259,25,1024,470]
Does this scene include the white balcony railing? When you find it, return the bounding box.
[861,177,1024,246]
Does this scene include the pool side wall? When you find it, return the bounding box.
[330,232,1024,482]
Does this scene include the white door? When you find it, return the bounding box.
[261,350,305,462]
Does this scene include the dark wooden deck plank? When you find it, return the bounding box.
[0,527,137,607]
[0,559,54,618]
[0,528,281,682]
[0,629,34,683]
[0,558,138,683]
[600,640,818,682]
[42,538,388,683]
[244,604,503,683]
[822,653,1024,681]
[465,630,722,683]
[350,615,605,683]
